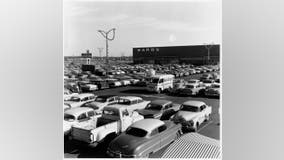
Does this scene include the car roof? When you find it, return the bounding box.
[182,101,205,107]
[74,93,95,99]
[64,107,93,116]
[151,99,172,106]
[119,96,142,101]
[130,119,165,132]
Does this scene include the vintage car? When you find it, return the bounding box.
[201,79,215,88]
[179,84,206,96]
[205,83,220,97]
[80,84,98,92]
[172,101,212,132]
[64,93,96,109]
[138,100,180,120]
[187,79,202,85]
[109,96,150,113]
[107,119,182,158]
[81,95,119,111]
[70,105,144,147]
[63,107,101,135]
[64,89,78,101]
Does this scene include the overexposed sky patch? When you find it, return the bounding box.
[64,0,221,56]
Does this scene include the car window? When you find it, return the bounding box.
[122,109,129,117]
[89,96,95,100]
[150,128,159,136]
[158,125,167,133]
[82,97,88,101]
[77,113,87,120]
[87,111,95,117]
[137,99,143,103]
[108,97,114,102]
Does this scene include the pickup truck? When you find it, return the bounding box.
[172,101,212,132]
[70,105,144,147]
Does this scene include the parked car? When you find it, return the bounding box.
[187,79,201,85]
[138,100,180,120]
[64,93,96,108]
[107,119,182,158]
[179,84,206,96]
[81,95,119,111]
[70,105,144,147]
[109,96,150,113]
[172,101,212,132]
[64,89,78,101]
[205,83,220,97]
[64,107,101,135]
[91,80,109,90]
[202,79,215,88]
[200,73,213,81]
[81,84,98,92]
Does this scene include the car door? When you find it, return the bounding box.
[120,109,132,132]
[158,125,172,147]
[77,112,90,123]
[148,128,161,152]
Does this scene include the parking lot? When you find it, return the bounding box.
[64,69,220,158]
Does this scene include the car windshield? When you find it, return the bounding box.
[180,105,200,112]
[212,85,220,88]
[64,114,76,121]
[186,85,195,89]
[95,97,107,103]
[146,103,162,110]
[103,109,119,116]
[118,99,131,105]
[69,97,80,102]
[126,127,148,137]
[151,78,159,83]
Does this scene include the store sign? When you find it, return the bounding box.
[137,48,159,53]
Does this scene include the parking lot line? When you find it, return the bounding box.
[198,120,213,132]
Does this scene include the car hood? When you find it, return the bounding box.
[63,120,74,133]
[90,102,107,109]
[174,111,199,121]
[110,133,146,155]
[138,109,162,117]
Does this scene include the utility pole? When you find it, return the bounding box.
[97,47,104,59]
[98,28,116,65]
[204,42,214,65]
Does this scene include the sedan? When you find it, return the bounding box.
[107,119,182,158]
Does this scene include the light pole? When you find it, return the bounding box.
[97,47,104,59]
[204,42,214,65]
[98,28,116,65]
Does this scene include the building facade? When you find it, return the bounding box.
[133,45,220,65]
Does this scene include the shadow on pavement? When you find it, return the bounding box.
[120,88,153,94]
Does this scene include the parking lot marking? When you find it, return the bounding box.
[198,120,213,132]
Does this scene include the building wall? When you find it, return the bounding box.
[133,45,220,65]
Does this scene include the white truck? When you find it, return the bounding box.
[70,105,144,147]
[147,74,174,93]
[172,101,212,132]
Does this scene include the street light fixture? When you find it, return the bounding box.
[204,42,214,65]
[98,28,116,65]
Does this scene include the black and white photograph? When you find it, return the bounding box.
[64,0,221,158]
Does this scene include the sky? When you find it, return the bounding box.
[64,0,221,57]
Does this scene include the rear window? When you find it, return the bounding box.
[180,105,200,112]
[64,114,76,121]
[126,127,148,137]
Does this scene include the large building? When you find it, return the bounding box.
[133,44,220,65]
